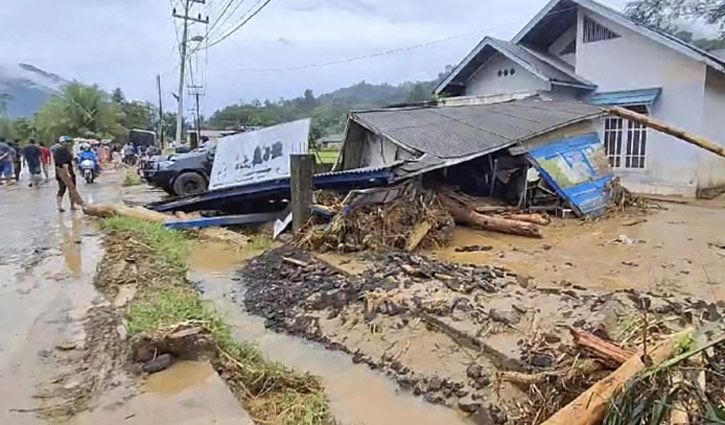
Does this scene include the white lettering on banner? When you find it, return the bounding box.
[209,119,311,190]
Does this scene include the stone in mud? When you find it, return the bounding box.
[456,388,469,398]
[529,353,555,368]
[426,376,443,392]
[489,308,520,326]
[352,351,365,364]
[458,395,481,413]
[466,363,483,379]
[475,376,491,389]
[424,392,444,405]
[473,407,495,425]
[543,332,561,344]
[142,353,172,374]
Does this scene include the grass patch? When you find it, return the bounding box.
[103,218,332,425]
[122,170,143,187]
[313,149,340,165]
[101,217,191,269]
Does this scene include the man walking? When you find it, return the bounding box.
[22,139,43,187]
[53,136,79,212]
[11,139,22,182]
[0,137,14,184]
[39,141,51,181]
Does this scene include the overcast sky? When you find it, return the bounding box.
[0,0,631,117]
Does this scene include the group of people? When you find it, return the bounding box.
[0,137,52,186]
[0,135,94,212]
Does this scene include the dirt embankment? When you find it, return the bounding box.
[240,246,723,422]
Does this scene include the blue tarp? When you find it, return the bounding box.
[528,133,614,217]
[589,88,661,106]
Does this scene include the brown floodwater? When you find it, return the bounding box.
[189,242,473,425]
[433,202,725,301]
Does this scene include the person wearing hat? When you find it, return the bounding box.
[53,136,78,212]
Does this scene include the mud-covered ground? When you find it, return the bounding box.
[240,245,722,421]
[435,200,725,302]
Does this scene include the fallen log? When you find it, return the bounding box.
[500,213,551,226]
[405,221,432,252]
[83,203,251,246]
[57,167,86,207]
[570,327,635,365]
[608,107,725,159]
[440,193,543,239]
[540,330,691,425]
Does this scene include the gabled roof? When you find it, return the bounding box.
[435,37,595,95]
[513,0,725,73]
[348,97,604,160]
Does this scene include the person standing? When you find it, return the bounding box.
[0,137,14,184]
[39,141,52,181]
[11,139,22,182]
[53,136,79,212]
[22,139,43,187]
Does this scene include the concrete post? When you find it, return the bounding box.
[290,154,315,234]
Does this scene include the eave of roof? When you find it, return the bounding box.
[434,37,594,95]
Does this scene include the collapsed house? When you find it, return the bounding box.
[335,95,614,217]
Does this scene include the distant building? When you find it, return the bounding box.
[435,0,725,196]
[316,134,344,149]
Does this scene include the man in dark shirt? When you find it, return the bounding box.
[11,139,22,182]
[53,136,78,212]
[22,139,43,187]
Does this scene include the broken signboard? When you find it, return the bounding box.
[527,133,614,217]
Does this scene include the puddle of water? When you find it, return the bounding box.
[188,242,265,273]
[188,242,472,425]
[145,360,214,397]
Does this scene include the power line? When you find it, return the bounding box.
[206,0,247,40]
[202,0,274,50]
[233,5,579,73]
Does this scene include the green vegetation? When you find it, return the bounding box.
[627,0,725,46]
[121,170,144,187]
[313,148,340,165]
[101,217,190,270]
[101,217,331,425]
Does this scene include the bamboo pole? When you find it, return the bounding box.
[608,107,725,159]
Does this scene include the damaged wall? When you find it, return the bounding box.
[340,120,416,170]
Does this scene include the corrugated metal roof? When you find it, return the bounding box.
[590,88,661,106]
[351,98,604,160]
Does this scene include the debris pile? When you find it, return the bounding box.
[606,177,651,214]
[299,185,455,252]
[240,246,724,420]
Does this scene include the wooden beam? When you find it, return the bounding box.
[608,107,725,159]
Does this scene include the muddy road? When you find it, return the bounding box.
[0,173,123,424]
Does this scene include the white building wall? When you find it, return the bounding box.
[465,53,550,97]
[699,68,725,188]
[577,9,707,196]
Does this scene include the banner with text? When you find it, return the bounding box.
[209,119,310,190]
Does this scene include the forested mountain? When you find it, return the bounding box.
[206,68,451,141]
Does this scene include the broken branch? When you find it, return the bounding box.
[570,327,635,364]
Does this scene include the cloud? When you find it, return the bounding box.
[0,0,634,116]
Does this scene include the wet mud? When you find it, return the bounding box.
[238,245,723,421]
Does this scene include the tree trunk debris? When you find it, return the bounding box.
[570,327,635,365]
[440,192,544,239]
[540,330,691,425]
[608,107,725,160]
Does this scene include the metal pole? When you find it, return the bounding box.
[156,74,164,150]
[195,92,201,148]
[175,0,189,147]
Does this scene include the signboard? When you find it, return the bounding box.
[209,119,310,190]
[528,132,614,217]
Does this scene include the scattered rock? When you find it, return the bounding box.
[455,245,494,253]
[458,395,482,413]
[426,376,443,392]
[622,261,639,267]
[55,340,77,351]
[142,354,172,374]
[529,353,555,368]
[473,407,495,425]
[489,309,520,326]
[466,363,483,379]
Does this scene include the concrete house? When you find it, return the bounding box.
[435,0,725,196]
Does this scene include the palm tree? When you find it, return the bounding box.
[35,82,126,141]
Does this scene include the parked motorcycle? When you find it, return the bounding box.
[123,153,137,166]
[79,158,97,184]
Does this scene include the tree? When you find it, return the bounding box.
[111,88,126,105]
[626,0,725,35]
[34,82,125,142]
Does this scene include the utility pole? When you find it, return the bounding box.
[172,0,207,147]
[156,74,164,150]
[188,85,204,149]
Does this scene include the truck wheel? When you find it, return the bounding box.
[172,172,207,196]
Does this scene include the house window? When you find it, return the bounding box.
[583,16,620,43]
[603,106,648,169]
